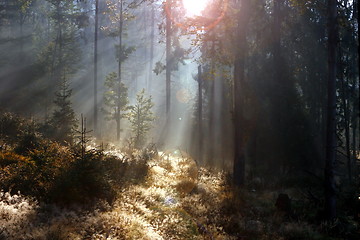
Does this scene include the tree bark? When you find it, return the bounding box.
[116,0,123,141]
[94,0,99,136]
[165,0,172,126]
[339,48,351,180]
[325,0,337,220]
[148,5,155,94]
[233,0,250,186]
[208,43,216,166]
[198,65,203,164]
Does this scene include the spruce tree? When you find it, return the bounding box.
[51,79,77,144]
[103,72,130,140]
[128,89,155,148]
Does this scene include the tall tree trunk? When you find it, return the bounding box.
[94,0,99,136]
[149,5,155,94]
[117,0,123,141]
[339,48,351,180]
[356,0,360,160]
[198,65,203,164]
[233,0,250,186]
[208,44,216,166]
[351,0,358,177]
[325,0,337,220]
[143,4,148,89]
[165,0,172,127]
[272,0,288,171]
[352,101,357,172]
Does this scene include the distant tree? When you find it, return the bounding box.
[50,78,77,144]
[103,72,130,141]
[154,1,188,143]
[34,0,82,117]
[128,89,155,148]
[103,0,135,141]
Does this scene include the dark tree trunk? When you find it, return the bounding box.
[325,0,337,220]
[94,0,99,136]
[233,0,250,186]
[198,65,203,164]
[356,0,360,156]
[208,74,215,166]
[339,49,351,180]
[272,0,290,171]
[352,103,357,171]
[116,0,123,141]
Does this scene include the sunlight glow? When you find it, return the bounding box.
[183,0,209,17]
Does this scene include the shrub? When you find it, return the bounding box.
[0,142,73,200]
[14,131,43,155]
[49,148,116,205]
[0,112,26,144]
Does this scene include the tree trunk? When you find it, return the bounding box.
[208,75,215,166]
[208,43,216,166]
[339,48,351,180]
[94,0,99,136]
[198,65,203,164]
[143,4,148,88]
[325,0,337,220]
[352,102,357,173]
[233,0,250,186]
[272,0,289,171]
[148,5,155,94]
[356,0,360,161]
[165,0,171,126]
[117,0,123,141]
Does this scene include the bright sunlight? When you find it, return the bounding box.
[183,0,209,17]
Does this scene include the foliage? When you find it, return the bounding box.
[103,72,130,123]
[128,89,155,148]
[49,147,116,205]
[49,79,77,144]
[0,111,28,145]
[115,44,136,63]
[0,146,359,239]
[14,130,43,155]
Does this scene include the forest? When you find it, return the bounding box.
[0,0,359,239]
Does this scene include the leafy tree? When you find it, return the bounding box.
[128,89,155,148]
[32,0,82,117]
[103,72,130,141]
[103,0,135,141]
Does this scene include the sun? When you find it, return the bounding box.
[183,0,209,17]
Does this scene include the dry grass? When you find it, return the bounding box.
[1,147,358,239]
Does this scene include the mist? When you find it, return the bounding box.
[0,0,359,239]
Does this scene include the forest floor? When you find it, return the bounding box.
[1,145,360,239]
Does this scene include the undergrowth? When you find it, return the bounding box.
[0,111,359,239]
